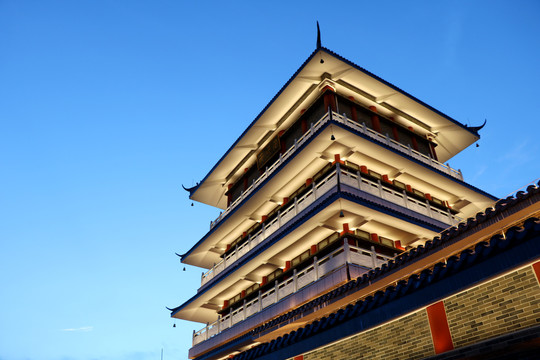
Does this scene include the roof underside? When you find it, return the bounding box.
[189,48,480,209]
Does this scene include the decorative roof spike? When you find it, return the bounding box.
[182,184,197,193]
[316,21,322,49]
[467,119,487,134]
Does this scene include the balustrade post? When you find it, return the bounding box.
[344,240,351,263]
[357,170,362,189]
[314,256,319,280]
[262,223,266,239]
[193,329,196,343]
[258,291,262,312]
[385,133,391,146]
[402,190,409,208]
[293,268,298,292]
[294,197,298,215]
[275,280,279,303]
[377,180,383,198]
[407,144,413,156]
[336,163,342,193]
[229,308,233,326]
[294,138,297,151]
[425,200,433,218]
[277,210,282,227]
[312,181,317,200]
[248,234,252,250]
[243,299,247,320]
[217,315,221,332]
[205,323,209,340]
[370,246,377,268]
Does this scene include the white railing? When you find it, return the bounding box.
[332,112,463,180]
[192,242,392,346]
[209,114,330,230]
[200,165,461,287]
[200,169,338,286]
[339,167,461,226]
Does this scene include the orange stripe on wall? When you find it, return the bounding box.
[426,301,454,354]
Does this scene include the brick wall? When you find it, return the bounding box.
[303,310,434,360]
[444,265,540,348]
[293,262,540,360]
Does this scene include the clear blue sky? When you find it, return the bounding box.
[1,1,539,360]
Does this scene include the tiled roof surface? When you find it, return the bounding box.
[228,182,540,360]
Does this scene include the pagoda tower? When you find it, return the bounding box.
[168,32,515,360]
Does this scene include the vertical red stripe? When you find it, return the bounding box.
[532,261,540,284]
[426,301,454,354]
[293,356,304,360]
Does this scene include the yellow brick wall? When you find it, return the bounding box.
[444,266,540,348]
[294,263,540,360]
[303,310,434,360]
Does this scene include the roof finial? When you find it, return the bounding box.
[316,21,322,49]
[467,119,487,135]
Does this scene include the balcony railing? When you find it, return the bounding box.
[209,110,463,231]
[200,164,461,287]
[193,242,392,346]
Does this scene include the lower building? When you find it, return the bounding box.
[230,183,540,360]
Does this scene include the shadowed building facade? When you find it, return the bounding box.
[169,35,540,359]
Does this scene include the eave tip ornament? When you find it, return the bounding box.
[182,184,197,195]
[316,21,322,49]
[467,119,487,136]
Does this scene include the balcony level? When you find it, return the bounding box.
[209,109,464,232]
[188,48,484,212]
[189,238,394,358]
[199,161,461,288]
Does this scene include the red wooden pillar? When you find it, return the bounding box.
[323,87,337,112]
[369,106,382,133]
[284,261,291,272]
[390,117,400,141]
[227,184,232,207]
[348,96,358,122]
[243,168,249,191]
[333,154,344,165]
[340,223,353,236]
[408,126,419,151]
[278,130,286,154]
